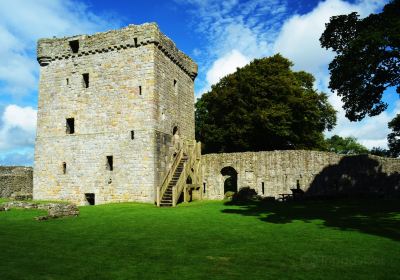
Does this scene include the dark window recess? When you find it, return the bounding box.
[174,80,178,94]
[66,118,75,134]
[82,73,89,88]
[134,37,138,47]
[203,182,206,194]
[107,156,113,171]
[66,78,69,86]
[69,40,79,53]
[62,162,67,174]
[131,130,135,140]
[139,86,142,95]
[85,193,95,205]
[262,182,265,195]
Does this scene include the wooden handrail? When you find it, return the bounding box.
[157,146,183,206]
[157,139,202,207]
[172,140,200,206]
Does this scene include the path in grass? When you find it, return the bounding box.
[0,199,399,280]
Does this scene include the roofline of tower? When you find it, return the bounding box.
[36,22,198,80]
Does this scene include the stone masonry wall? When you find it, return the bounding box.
[34,23,197,205]
[154,45,196,186]
[202,151,400,199]
[0,167,33,198]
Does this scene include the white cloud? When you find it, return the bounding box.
[0,0,120,97]
[0,105,37,151]
[273,0,384,85]
[204,50,250,92]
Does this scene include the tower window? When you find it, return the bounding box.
[69,40,79,53]
[62,162,67,174]
[66,78,69,86]
[173,80,178,95]
[131,130,135,140]
[106,156,113,171]
[82,73,89,88]
[66,118,75,134]
[134,37,138,47]
[262,182,265,195]
[203,182,206,194]
[139,86,142,95]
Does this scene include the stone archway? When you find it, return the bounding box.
[221,166,238,194]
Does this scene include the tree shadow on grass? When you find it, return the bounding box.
[222,198,400,241]
[223,155,400,241]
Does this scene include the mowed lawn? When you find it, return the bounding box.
[0,198,399,280]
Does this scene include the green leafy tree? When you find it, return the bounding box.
[370,147,391,157]
[388,114,400,157]
[320,0,400,121]
[325,135,368,154]
[195,54,337,153]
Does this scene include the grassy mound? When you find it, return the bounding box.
[0,199,399,280]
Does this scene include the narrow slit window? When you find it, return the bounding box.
[69,40,79,53]
[203,182,206,194]
[131,130,134,140]
[262,182,265,195]
[134,37,138,47]
[173,79,178,95]
[66,78,69,86]
[107,156,113,171]
[139,86,142,95]
[62,162,67,174]
[66,118,75,134]
[82,73,89,88]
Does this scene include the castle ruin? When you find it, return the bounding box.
[32,23,400,206]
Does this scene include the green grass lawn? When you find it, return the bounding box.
[0,198,399,280]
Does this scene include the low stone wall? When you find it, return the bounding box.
[0,167,33,198]
[201,151,400,199]
[0,201,79,220]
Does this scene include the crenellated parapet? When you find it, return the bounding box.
[37,22,198,80]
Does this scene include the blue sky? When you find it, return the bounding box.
[0,0,397,166]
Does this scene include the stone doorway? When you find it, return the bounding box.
[221,166,238,194]
[85,193,95,205]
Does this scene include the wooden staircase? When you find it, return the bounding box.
[159,155,188,207]
[157,140,202,207]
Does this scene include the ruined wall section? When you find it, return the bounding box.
[0,167,33,198]
[202,151,400,199]
[34,35,158,205]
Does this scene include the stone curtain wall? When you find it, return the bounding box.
[0,167,33,198]
[34,23,197,205]
[201,151,400,199]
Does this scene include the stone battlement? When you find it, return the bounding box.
[37,22,198,80]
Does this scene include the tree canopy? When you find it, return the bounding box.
[325,135,368,155]
[320,0,400,121]
[388,114,400,157]
[195,54,337,154]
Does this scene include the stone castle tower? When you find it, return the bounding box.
[33,23,199,206]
